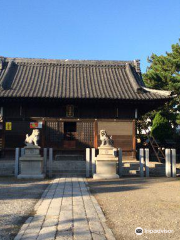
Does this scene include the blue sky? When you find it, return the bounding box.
[0,0,179,72]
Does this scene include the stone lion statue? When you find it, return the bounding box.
[25,129,40,146]
[100,130,114,147]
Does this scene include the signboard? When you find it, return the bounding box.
[6,122,12,130]
[66,105,74,117]
[30,122,42,129]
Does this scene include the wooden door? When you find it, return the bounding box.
[45,121,64,148]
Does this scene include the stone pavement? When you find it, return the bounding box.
[15,178,115,240]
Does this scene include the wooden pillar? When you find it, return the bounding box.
[42,120,45,148]
[132,120,136,158]
[2,120,5,156]
[94,120,98,149]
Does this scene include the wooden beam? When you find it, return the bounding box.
[132,119,136,158]
[42,119,45,148]
[94,120,98,149]
[2,120,5,155]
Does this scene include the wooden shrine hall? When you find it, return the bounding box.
[0,57,172,158]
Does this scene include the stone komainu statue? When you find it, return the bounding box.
[100,130,114,147]
[25,129,40,146]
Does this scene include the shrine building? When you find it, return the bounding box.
[0,57,172,159]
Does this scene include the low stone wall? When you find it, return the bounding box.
[0,159,180,178]
[47,160,86,177]
[0,160,15,176]
[122,161,166,177]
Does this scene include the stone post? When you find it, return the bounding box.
[15,148,19,177]
[118,148,123,177]
[49,148,53,178]
[171,149,176,178]
[139,148,144,177]
[145,148,149,177]
[91,148,96,176]
[165,149,171,177]
[86,148,90,178]
[21,148,25,157]
[43,148,47,175]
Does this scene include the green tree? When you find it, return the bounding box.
[151,111,173,142]
[142,39,180,130]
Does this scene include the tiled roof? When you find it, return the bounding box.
[0,57,173,101]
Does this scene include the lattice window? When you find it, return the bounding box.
[77,122,94,146]
[45,121,64,144]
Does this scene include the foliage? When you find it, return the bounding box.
[143,39,180,126]
[151,111,173,142]
[141,39,180,140]
[177,113,180,125]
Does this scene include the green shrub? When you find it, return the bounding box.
[151,111,173,142]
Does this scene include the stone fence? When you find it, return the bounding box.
[0,147,178,178]
[86,148,177,178]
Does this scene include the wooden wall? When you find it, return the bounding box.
[3,102,135,119]
[97,120,135,155]
[2,102,136,156]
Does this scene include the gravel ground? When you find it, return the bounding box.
[88,177,180,240]
[0,177,50,240]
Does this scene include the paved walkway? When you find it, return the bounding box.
[15,178,115,240]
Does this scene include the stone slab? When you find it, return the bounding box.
[17,174,45,179]
[98,148,117,156]
[19,157,43,161]
[25,148,40,155]
[95,156,118,161]
[96,160,118,174]
[93,174,119,179]
[20,160,43,175]
[15,177,115,240]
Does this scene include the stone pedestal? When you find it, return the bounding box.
[93,146,119,179]
[17,145,44,179]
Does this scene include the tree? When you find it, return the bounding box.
[142,39,180,133]
[151,111,173,142]
[143,40,180,96]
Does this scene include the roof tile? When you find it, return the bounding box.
[0,58,172,101]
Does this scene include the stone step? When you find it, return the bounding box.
[51,161,86,171]
[0,161,15,176]
[52,169,85,174]
[126,170,139,175]
[52,173,86,177]
[47,160,86,177]
[123,165,140,170]
[53,173,86,177]
[54,155,84,161]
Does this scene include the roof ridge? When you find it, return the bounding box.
[125,63,142,92]
[142,87,173,97]
[0,60,15,90]
[2,57,136,65]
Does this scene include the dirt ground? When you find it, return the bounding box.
[0,177,50,240]
[88,177,180,240]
